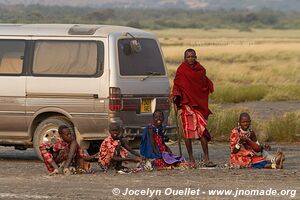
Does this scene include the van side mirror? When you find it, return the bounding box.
[130,39,141,53]
[123,32,142,55]
[123,40,141,55]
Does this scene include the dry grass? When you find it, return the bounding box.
[154,28,300,102]
[160,29,300,142]
[265,111,300,142]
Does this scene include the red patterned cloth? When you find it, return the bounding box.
[172,61,214,119]
[152,131,168,168]
[98,135,128,169]
[39,139,87,172]
[180,105,207,139]
[230,128,266,168]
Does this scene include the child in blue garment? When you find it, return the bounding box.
[140,110,185,169]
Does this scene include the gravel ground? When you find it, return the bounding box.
[0,101,299,200]
[0,143,299,200]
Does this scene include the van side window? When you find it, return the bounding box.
[32,41,103,77]
[0,40,25,75]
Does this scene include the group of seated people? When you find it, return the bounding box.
[39,110,285,175]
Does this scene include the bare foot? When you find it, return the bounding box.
[187,162,197,169]
[275,149,285,169]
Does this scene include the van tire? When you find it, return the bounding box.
[33,116,73,160]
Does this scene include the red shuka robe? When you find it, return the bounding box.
[172,61,214,119]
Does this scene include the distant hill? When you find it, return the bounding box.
[0,1,299,29]
[0,0,300,11]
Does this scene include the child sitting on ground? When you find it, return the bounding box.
[230,112,285,169]
[98,122,144,171]
[39,125,93,175]
[140,110,185,170]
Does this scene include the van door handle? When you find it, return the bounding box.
[93,94,98,99]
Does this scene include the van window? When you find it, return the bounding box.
[32,41,103,76]
[0,40,25,75]
[118,38,166,76]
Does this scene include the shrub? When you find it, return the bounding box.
[266,112,300,142]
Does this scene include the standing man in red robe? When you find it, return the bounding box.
[172,48,216,167]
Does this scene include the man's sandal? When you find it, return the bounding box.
[203,161,217,168]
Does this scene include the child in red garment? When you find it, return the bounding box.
[98,122,144,171]
[230,113,285,169]
[40,125,93,175]
[140,110,185,169]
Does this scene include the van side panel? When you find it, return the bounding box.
[26,38,109,139]
[0,77,27,139]
[26,93,108,137]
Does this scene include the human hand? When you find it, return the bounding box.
[166,147,172,154]
[263,144,271,151]
[173,96,181,108]
[92,152,100,159]
[135,157,144,162]
[63,167,71,175]
[140,156,146,161]
[57,163,65,172]
[116,143,121,150]
[49,168,60,176]
[239,136,248,144]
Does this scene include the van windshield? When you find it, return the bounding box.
[118,38,166,76]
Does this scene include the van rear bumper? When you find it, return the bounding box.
[123,125,177,138]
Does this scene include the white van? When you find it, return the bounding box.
[0,24,173,157]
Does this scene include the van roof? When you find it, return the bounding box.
[0,24,153,37]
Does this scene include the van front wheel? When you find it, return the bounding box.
[33,116,73,160]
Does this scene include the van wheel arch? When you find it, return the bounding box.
[32,115,74,160]
[30,112,72,139]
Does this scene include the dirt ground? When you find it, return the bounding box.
[0,143,299,200]
[0,101,299,200]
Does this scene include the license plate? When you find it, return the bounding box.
[141,99,151,113]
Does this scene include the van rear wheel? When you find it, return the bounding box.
[33,116,73,160]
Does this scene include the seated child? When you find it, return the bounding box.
[140,110,185,169]
[98,122,144,171]
[230,112,285,169]
[39,125,93,175]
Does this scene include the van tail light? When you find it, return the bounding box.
[109,87,122,111]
